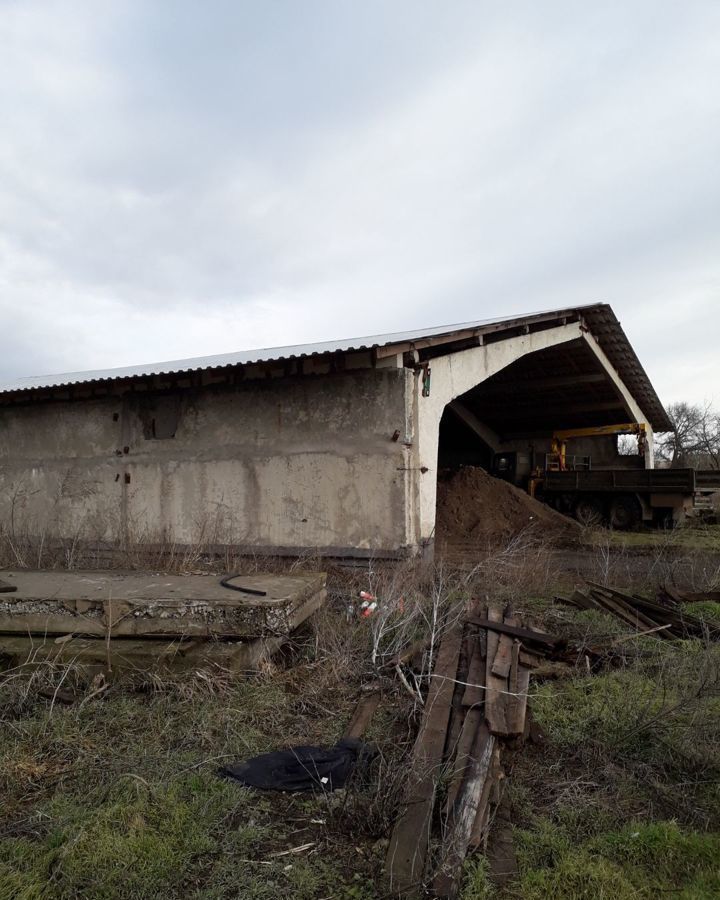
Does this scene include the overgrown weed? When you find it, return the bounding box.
[499,593,720,900]
[2,535,720,898]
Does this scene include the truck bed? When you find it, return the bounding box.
[544,468,720,495]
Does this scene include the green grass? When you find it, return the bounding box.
[531,669,666,752]
[0,769,380,900]
[0,775,252,900]
[510,821,720,899]
[460,856,496,899]
[685,600,720,624]
[0,665,406,900]
[591,523,720,552]
[530,638,720,819]
[475,594,720,900]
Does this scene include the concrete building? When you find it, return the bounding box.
[0,303,670,558]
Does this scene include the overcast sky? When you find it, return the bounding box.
[1,1,718,407]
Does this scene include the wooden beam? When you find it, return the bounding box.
[344,691,381,739]
[490,624,516,680]
[484,607,509,736]
[461,636,486,708]
[385,627,463,896]
[505,647,530,738]
[469,743,502,849]
[375,311,579,360]
[445,637,486,813]
[474,372,608,396]
[432,725,496,899]
[489,400,627,417]
[375,328,488,359]
[444,632,472,764]
[465,616,563,649]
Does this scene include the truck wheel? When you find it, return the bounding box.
[609,495,641,530]
[573,496,604,526]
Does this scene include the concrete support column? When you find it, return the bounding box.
[410,323,588,545]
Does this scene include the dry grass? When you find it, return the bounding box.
[2,529,720,898]
[580,523,720,591]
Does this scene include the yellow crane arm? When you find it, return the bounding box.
[550,423,647,470]
[552,422,646,441]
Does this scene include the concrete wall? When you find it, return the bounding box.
[0,321,657,557]
[0,369,413,556]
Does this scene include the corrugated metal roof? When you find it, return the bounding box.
[579,305,672,432]
[0,305,589,393]
[0,302,672,431]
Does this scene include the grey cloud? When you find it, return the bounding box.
[1,0,719,409]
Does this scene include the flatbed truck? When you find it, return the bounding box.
[492,422,720,529]
[538,466,720,528]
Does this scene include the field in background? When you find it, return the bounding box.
[1,526,720,899]
[596,522,720,553]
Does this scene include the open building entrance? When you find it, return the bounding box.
[437,406,494,474]
[433,339,649,546]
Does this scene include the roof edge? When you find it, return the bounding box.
[0,302,672,431]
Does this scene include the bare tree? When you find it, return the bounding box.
[697,406,720,469]
[656,401,719,469]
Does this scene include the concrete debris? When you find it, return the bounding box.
[0,570,326,672]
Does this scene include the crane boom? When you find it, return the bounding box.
[550,422,647,471]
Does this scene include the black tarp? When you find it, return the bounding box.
[221,738,374,792]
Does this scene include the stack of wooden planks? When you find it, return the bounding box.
[385,603,561,898]
[558,581,718,640]
[657,584,720,605]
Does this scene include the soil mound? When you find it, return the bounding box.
[436,466,580,548]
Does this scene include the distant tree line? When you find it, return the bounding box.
[656,402,720,469]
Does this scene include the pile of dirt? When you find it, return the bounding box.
[436,466,580,548]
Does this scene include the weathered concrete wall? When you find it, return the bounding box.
[0,322,657,557]
[0,370,413,555]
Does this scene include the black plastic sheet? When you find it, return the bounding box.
[221,738,374,792]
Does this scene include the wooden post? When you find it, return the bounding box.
[385,626,463,897]
[432,724,496,899]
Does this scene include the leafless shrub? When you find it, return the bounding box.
[328,740,415,839]
[460,527,560,604]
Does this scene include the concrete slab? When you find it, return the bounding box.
[0,570,326,639]
[0,631,293,674]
